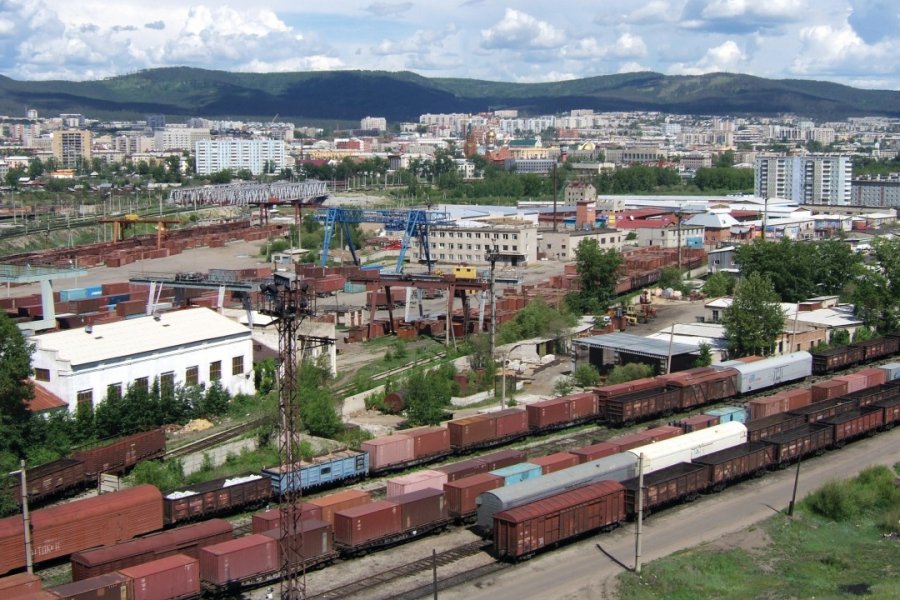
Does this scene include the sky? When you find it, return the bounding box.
[0,1,898,90]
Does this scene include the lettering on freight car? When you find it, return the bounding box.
[33,540,62,557]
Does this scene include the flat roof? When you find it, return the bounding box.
[573,333,698,358]
[31,307,250,367]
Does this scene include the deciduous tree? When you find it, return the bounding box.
[722,272,785,357]
[567,240,623,314]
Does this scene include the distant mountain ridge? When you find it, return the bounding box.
[0,68,897,122]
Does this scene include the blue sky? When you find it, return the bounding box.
[1,1,897,90]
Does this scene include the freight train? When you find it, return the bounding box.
[1,348,897,581]
[4,429,167,509]
[6,377,898,600]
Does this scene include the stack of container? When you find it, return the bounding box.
[306,490,371,526]
[199,535,278,587]
[118,554,200,600]
[444,473,504,520]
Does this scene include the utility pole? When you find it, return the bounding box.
[259,275,315,600]
[552,163,559,232]
[11,460,34,573]
[634,453,644,574]
[787,456,802,517]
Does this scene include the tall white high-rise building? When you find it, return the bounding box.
[194,139,288,175]
[754,154,852,205]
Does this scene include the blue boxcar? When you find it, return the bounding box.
[489,462,543,486]
[704,406,748,424]
[262,450,369,495]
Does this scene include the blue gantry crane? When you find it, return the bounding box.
[316,207,454,273]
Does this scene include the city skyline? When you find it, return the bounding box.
[0,1,897,90]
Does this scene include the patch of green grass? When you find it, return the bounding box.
[619,468,900,600]
[185,445,282,484]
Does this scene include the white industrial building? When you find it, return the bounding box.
[194,139,288,176]
[29,308,255,412]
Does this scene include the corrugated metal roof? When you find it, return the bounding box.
[29,382,67,412]
[574,333,698,358]
[30,308,250,367]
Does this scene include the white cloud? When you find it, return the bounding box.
[619,61,651,73]
[610,33,648,58]
[481,9,566,50]
[701,0,806,20]
[669,40,747,75]
[372,25,457,56]
[791,21,896,75]
[623,1,679,24]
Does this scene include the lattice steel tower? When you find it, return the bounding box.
[259,274,315,600]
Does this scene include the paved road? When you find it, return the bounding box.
[433,428,900,600]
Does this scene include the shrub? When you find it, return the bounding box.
[573,363,600,388]
[606,362,655,384]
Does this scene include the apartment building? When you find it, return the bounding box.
[851,174,900,208]
[51,130,92,168]
[156,125,211,151]
[755,154,852,206]
[194,139,288,175]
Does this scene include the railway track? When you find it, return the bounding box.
[308,540,492,600]
[164,417,267,459]
[388,560,512,600]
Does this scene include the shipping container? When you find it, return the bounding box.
[489,463,543,486]
[529,453,580,475]
[444,473,504,520]
[392,488,448,531]
[474,449,528,472]
[200,534,278,587]
[608,431,657,453]
[493,408,529,439]
[878,362,900,382]
[811,379,849,402]
[251,503,323,534]
[262,450,369,494]
[704,406,748,424]
[163,474,271,525]
[261,519,334,567]
[0,572,42,598]
[746,413,807,443]
[333,500,402,549]
[435,458,488,482]
[833,373,869,394]
[361,436,414,472]
[763,423,833,464]
[641,425,684,441]
[477,453,639,532]
[71,519,232,580]
[623,462,709,515]
[570,442,618,463]
[119,554,200,600]
[492,481,626,560]
[626,422,748,475]
[448,415,497,450]
[822,406,884,446]
[386,470,448,498]
[673,414,719,433]
[402,427,452,460]
[48,573,132,600]
[693,441,775,490]
[855,367,887,389]
[307,490,372,526]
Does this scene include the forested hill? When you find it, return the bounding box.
[1,68,898,122]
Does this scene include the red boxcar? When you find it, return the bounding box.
[6,459,85,508]
[623,462,709,514]
[162,474,272,525]
[70,519,232,580]
[0,572,42,598]
[692,442,775,491]
[822,406,884,447]
[119,554,200,600]
[475,449,528,471]
[658,367,738,409]
[746,413,807,443]
[674,414,719,433]
[493,481,626,560]
[604,388,681,425]
[0,485,163,575]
